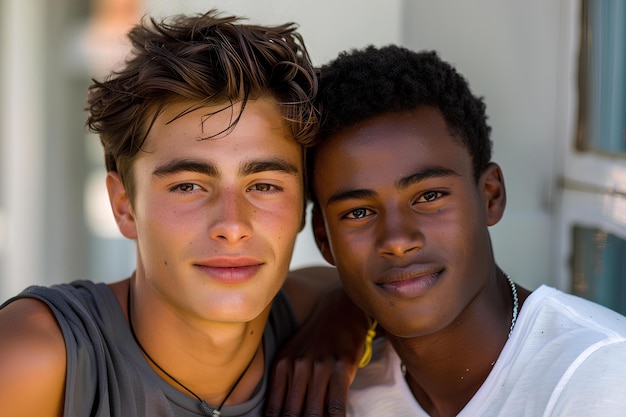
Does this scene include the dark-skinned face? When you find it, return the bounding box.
[313,107,505,338]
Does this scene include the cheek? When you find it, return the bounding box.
[261,197,303,241]
[335,263,371,312]
[136,202,202,256]
[431,211,486,261]
[146,205,187,233]
[327,228,367,269]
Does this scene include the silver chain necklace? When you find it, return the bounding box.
[506,274,519,338]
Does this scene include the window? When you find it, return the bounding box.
[557,0,626,313]
[577,0,626,154]
[572,226,626,314]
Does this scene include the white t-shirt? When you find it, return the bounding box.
[347,285,626,416]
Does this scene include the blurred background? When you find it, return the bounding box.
[1,0,626,312]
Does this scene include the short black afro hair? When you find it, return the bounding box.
[314,45,492,182]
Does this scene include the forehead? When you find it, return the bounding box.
[145,97,285,144]
[138,97,302,167]
[313,107,472,195]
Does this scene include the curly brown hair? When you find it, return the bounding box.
[86,9,318,199]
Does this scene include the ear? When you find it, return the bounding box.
[479,162,506,226]
[106,172,138,239]
[311,204,336,266]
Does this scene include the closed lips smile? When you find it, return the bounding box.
[376,268,442,298]
[196,257,263,268]
[194,258,263,282]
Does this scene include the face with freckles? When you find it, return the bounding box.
[108,97,304,323]
[312,107,505,338]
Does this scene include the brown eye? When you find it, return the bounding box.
[172,183,198,193]
[418,191,442,203]
[247,183,281,193]
[345,208,372,219]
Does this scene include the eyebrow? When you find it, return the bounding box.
[153,159,218,178]
[239,158,299,176]
[396,167,459,189]
[326,189,377,206]
[325,166,459,207]
[152,157,299,179]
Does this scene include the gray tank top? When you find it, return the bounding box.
[2,280,297,417]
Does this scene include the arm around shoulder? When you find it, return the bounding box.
[0,298,66,417]
[267,266,370,417]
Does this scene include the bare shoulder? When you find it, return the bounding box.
[283,266,339,324]
[0,298,66,417]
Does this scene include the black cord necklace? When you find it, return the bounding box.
[127,285,256,417]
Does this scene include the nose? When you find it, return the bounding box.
[208,189,252,243]
[376,208,423,257]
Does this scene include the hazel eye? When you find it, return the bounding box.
[253,183,273,192]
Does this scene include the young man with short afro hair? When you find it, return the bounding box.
[310,45,626,416]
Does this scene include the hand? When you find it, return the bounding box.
[264,288,369,417]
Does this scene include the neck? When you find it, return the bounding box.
[115,277,268,405]
[396,335,500,417]
[390,271,519,417]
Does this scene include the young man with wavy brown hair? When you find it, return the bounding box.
[0,11,363,417]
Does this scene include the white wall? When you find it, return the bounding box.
[145,0,403,68]
[0,0,47,298]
